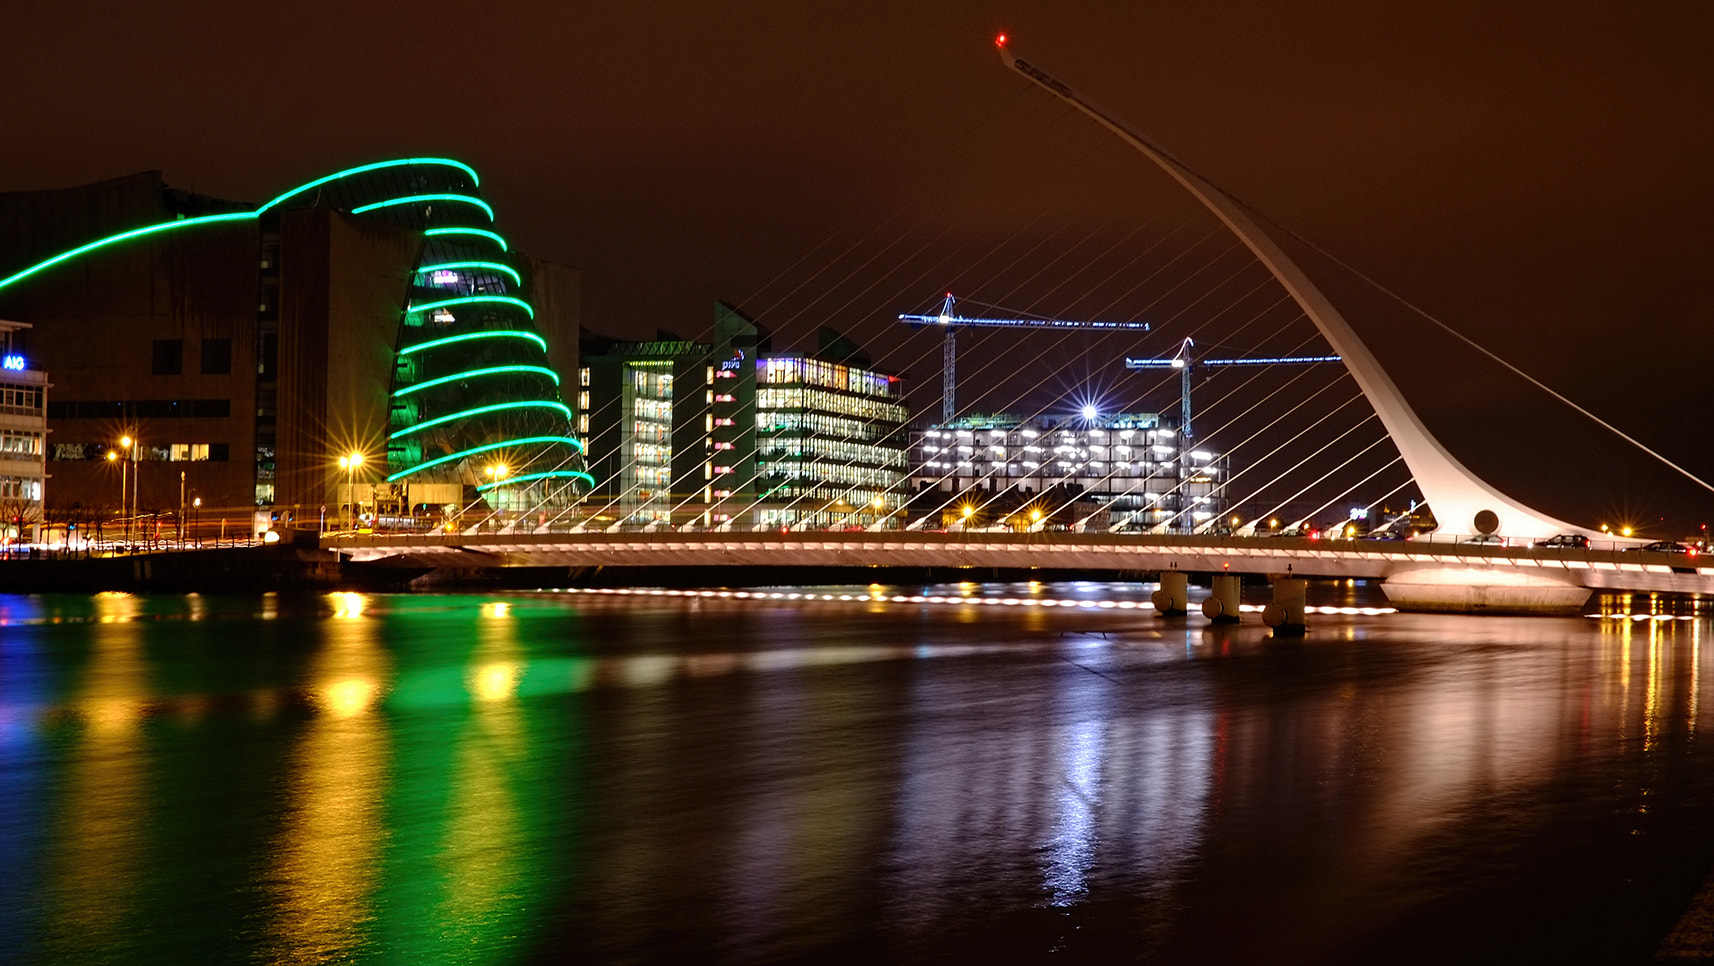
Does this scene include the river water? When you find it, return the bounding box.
[2,581,1712,964]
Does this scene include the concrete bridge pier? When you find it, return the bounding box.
[1152,570,1189,616]
[1262,577,1308,637]
[1201,572,1242,623]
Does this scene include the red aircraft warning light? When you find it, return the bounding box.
[995,34,1007,47]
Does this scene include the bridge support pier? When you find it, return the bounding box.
[1152,570,1189,616]
[1201,573,1242,622]
[1263,578,1308,637]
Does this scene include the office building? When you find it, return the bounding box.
[911,412,1227,530]
[0,320,48,541]
[579,304,908,529]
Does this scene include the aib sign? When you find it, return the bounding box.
[719,350,746,373]
[1,355,24,371]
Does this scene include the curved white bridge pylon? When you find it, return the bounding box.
[997,40,1584,541]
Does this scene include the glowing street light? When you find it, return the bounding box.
[486,464,510,529]
[339,452,365,529]
[117,434,137,547]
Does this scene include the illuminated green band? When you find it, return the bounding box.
[416,261,522,286]
[389,400,573,439]
[424,227,508,250]
[386,435,587,481]
[258,158,480,213]
[409,295,534,320]
[0,211,257,293]
[351,193,494,221]
[393,365,561,397]
[476,469,596,492]
[398,330,548,356]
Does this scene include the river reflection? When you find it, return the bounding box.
[1,584,1713,964]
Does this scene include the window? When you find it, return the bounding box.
[200,338,232,374]
[152,339,183,375]
[258,333,278,378]
[169,443,211,461]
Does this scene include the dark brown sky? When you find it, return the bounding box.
[5,0,1712,529]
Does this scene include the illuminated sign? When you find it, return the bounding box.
[719,349,746,372]
[1,355,24,371]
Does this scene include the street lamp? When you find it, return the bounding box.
[118,435,135,547]
[486,464,509,527]
[106,449,121,549]
[192,497,202,548]
[339,452,365,529]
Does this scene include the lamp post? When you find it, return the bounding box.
[486,464,509,529]
[119,435,134,547]
[192,497,202,548]
[339,453,365,530]
[106,449,121,550]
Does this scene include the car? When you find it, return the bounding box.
[1625,541,1696,555]
[1361,530,1408,541]
[1462,534,1507,546]
[1535,534,1590,549]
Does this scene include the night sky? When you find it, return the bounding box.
[5,1,1711,531]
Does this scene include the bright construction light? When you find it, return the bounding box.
[1081,404,1097,420]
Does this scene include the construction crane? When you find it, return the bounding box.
[1125,340,1342,532]
[1124,339,1342,443]
[899,293,1151,422]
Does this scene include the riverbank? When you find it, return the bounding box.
[0,542,1167,594]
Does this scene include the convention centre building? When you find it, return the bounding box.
[0,159,588,534]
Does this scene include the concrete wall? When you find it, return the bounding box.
[6,213,261,518]
[275,209,419,513]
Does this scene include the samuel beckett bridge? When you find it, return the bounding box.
[329,39,1713,621]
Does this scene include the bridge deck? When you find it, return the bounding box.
[321,531,1714,596]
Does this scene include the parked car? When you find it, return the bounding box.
[1625,541,1696,555]
[1535,534,1590,549]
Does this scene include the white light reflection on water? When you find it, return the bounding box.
[1043,716,1105,907]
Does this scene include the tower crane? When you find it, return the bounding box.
[898,293,1150,422]
[1124,339,1342,444]
[1127,341,1342,527]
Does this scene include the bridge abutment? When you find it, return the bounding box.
[1380,567,1592,616]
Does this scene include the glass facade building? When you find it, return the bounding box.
[911,412,1228,531]
[579,305,908,530]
